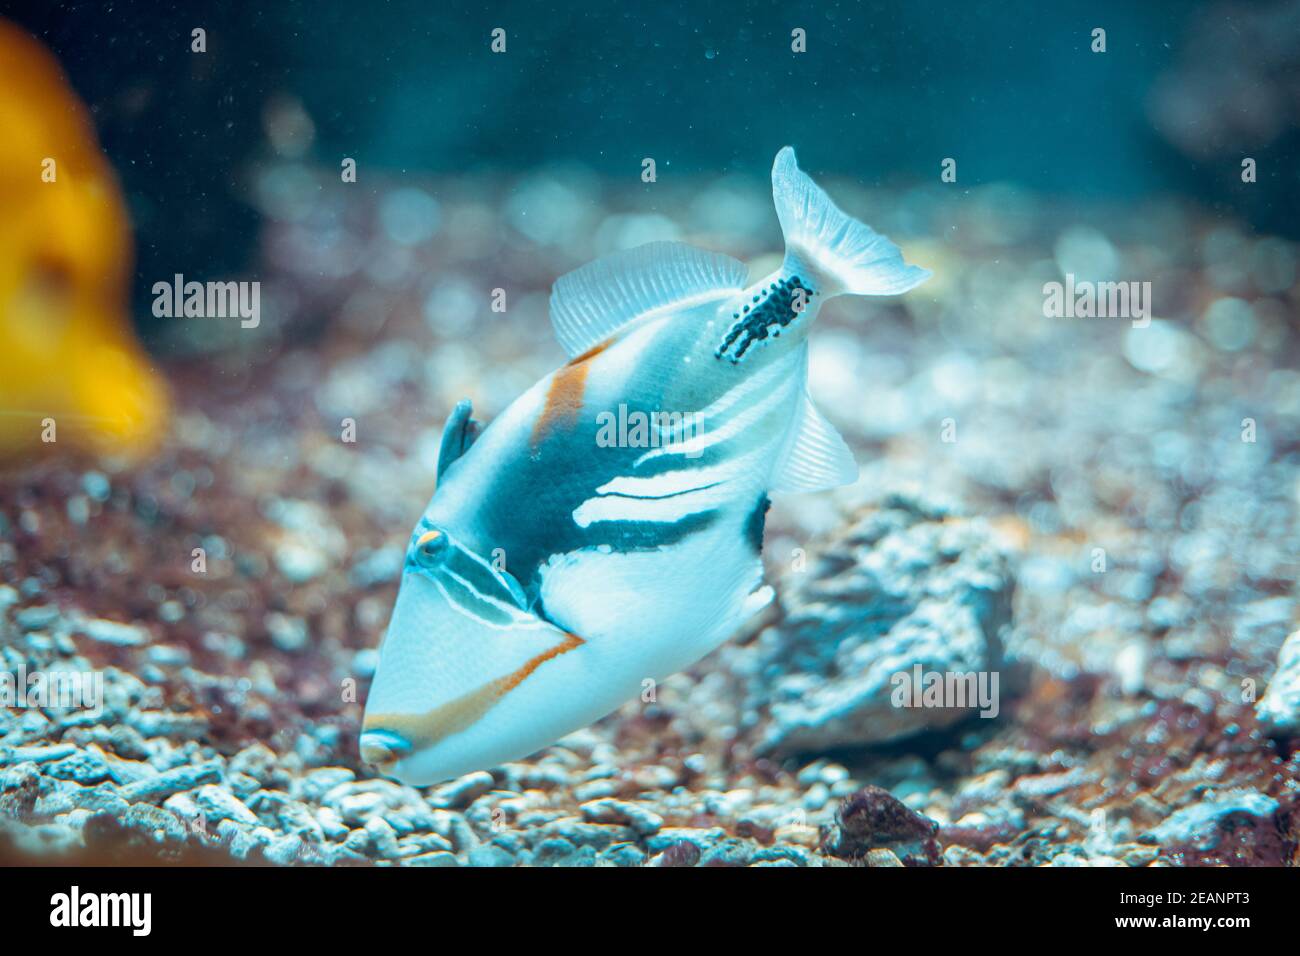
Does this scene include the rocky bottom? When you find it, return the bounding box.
[1,489,1296,867]
[2,168,1298,865]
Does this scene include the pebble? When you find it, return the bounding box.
[364,816,400,858]
[579,798,664,836]
[218,818,268,859]
[633,765,679,791]
[45,751,112,784]
[430,770,495,809]
[77,618,148,647]
[121,803,187,843]
[1256,629,1300,734]
[1013,769,1093,800]
[274,541,328,583]
[316,806,349,841]
[468,843,516,867]
[118,760,222,804]
[81,471,110,501]
[15,606,59,631]
[530,834,575,862]
[265,612,309,653]
[70,785,131,816]
[126,711,209,740]
[146,644,189,667]
[342,828,371,855]
[30,788,78,818]
[230,743,281,784]
[572,778,619,802]
[398,831,454,854]
[335,791,386,825]
[3,744,77,765]
[437,812,480,852]
[162,792,203,822]
[865,848,905,867]
[227,771,262,799]
[264,834,308,865]
[1143,790,1279,851]
[773,823,820,848]
[645,827,727,854]
[599,842,647,867]
[755,845,813,866]
[538,818,636,851]
[943,844,985,866]
[193,785,258,825]
[295,767,355,802]
[699,837,756,867]
[349,548,403,588]
[646,841,701,867]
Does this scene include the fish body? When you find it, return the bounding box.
[362,148,930,784]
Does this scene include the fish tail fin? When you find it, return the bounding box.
[771,146,930,300]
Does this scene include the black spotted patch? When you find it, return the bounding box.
[716,276,815,363]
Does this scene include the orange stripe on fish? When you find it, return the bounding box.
[364,631,585,754]
[529,338,611,449]
[498,630,585,694]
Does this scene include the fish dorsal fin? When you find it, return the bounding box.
[436,398,481,482]
[549,241,748,358]
[769,389,859,495]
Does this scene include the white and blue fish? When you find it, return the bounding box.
[361,147,930,785]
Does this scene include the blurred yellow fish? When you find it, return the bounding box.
[0,19,168,461]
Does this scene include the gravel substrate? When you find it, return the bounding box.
[2,165,1297,866]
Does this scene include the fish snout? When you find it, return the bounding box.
[359,728,412,771]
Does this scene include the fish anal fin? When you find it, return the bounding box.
[769,391,858,495]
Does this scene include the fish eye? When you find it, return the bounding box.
[412,528,449,567]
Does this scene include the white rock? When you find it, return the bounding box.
[1257,629,1300,733]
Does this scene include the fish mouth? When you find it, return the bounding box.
[359,728,412,769]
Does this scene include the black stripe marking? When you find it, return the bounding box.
[581,509,721,552]
[744,494,771,554]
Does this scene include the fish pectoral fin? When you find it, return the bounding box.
[548,241,748,358]
[769,390,859,495]
[436,398,482,482]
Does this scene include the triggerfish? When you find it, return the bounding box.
[362,148,930,784]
